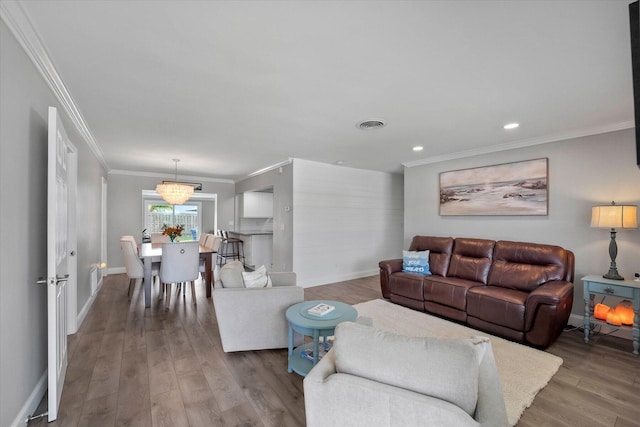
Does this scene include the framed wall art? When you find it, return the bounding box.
[439,158,548,216]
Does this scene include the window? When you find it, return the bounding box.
[141,190,218,241]
[143,199,202,241]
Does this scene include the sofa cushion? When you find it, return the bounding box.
[389,273,425,300]
[333,322,482,417]
[447,238,494,283]
[242,265,273,288]
[402,250,431,275]
[219,260,245,288]
[424,276,484,311]
[408,236,454,277]
[488,241,568,292]
[467,286,528,331]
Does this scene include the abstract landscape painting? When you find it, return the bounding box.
[439,158,548,216]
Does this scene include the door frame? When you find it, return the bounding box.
[65,145,78,334]
[100,175,107,282]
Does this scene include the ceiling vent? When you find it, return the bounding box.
[358,119,386,130]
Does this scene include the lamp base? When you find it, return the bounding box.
[603,229,624,280]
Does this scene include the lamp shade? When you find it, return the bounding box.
[156,158,194,205]
[590,204,638,229]
[155,182,194,205]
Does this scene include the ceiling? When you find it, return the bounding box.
[8,0,636,180]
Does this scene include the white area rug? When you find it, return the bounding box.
[353,299,563,426]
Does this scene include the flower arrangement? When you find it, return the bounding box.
[161,223,184,242]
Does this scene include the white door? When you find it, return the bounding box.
[47,106,70,422]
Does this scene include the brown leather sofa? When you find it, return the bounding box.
[379,236,575,348]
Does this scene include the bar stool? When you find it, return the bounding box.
[217,231,245,267]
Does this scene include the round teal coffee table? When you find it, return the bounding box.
[286,300,357,376]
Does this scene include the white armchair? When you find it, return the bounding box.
[212,261,304,352]
[304,322,509,427]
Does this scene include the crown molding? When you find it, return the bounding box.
[108,169,235,184]
[236,158,293,182]
[0,0,109,171]
[402,120,634,168]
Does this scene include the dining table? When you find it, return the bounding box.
[139,242,216,308]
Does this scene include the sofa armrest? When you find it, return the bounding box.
[474,337,509,427]
[379,259,403,298]
[304,348,337,384]
[379,258,403,274]
[524,280,574,330]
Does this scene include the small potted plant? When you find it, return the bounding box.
[161,224,185,242]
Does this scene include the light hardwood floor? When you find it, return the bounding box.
[29,274,639,426]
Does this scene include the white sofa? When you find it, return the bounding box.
[303,322,509,427]
[212,261,304,352]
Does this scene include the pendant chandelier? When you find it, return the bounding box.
[156,159,194,205]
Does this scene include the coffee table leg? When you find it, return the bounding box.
[313,330,320,366]
[288,324,293,373]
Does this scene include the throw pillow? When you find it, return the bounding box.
[242,265,273,288]
[402,250,431,275]
[334,322,481,417]
[219,260,245,288]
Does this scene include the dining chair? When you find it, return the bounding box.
[123,234,161,277]
[198,232,208,246]
[151,232,170,243]
[120,236,159,299]
[199,234,221,279]
[121,235,138,253]
[159,241,200,309]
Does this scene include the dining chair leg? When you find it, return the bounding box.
[190,281,196,304]
[159,282,165,300]
[165,284,172,309]
[128,278,135,299]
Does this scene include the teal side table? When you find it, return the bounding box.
[582,275,640,355]
[286,300,357,376]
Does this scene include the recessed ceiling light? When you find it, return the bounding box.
[357,119,386,130]
[504,123,519,130]
[413,146,424,152]
[335,160,345,165]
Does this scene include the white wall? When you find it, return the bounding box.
[106,173,236,271]
[0,20,107,427]
[404,128,640,316]
[293,159,404,287]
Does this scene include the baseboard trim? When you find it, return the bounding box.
[300,269,378,288]
[107,267,125,275]
[76,276,104,328]
[9,370,47,427]
[567,313,632,341]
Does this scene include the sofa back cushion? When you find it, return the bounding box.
[333,322,481,417]
[488,240,568,292]
[408,236,454,277]
[219,260,245,288]
[447,238,495,284]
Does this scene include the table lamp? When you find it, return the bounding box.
[590,201,638,280]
